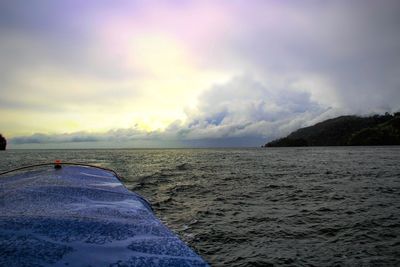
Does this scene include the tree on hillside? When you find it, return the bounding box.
[0,134,6,150]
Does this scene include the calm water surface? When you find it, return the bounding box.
[1,147,400,266]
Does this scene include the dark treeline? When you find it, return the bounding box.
[0,134,7,150]
[264,112,400,147]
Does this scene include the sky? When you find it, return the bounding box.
[1,0,400,148]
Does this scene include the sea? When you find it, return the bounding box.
[1,147,399,266]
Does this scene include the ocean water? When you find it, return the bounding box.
[1,147,400,266]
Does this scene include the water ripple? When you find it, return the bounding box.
[1,147,400,266]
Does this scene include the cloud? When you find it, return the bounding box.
[174,75,329,139]
[2,1,400,147]
[222,0,400,113]
[11,127,156,144]
[10,75,331,147]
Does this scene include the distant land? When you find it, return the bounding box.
[264,112,400,147]
[0,134,6,150]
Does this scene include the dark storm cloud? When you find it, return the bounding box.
[227,0,400,113]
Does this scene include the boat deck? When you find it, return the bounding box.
[0,165,208,266]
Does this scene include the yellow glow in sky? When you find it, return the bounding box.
[1,33,230,137]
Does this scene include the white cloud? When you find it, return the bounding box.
[175,75,328,140]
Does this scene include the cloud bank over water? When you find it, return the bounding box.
[11,75,336,147]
